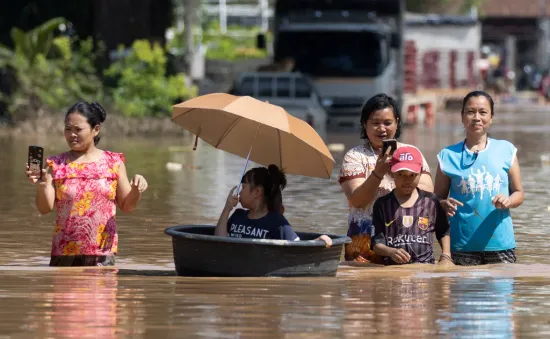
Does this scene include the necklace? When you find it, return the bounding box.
[461,137,488,167]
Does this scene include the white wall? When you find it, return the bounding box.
[405,25,481,51]
[405,24,481,89]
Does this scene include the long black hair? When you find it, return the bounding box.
[242,164,287,213]
[65,101,107,145]
[360,93,401,140]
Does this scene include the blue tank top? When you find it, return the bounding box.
[437,138,517,252]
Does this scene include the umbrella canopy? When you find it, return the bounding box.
[172,93,335,179]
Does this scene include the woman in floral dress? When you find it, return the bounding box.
[338,94,433,263]
[26,101,148,266]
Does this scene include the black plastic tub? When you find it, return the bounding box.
[164,225,351,277]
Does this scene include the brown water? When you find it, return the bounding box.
[2,105,550,338]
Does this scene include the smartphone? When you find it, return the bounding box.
[28,146,44,180]
[382,139,397,155]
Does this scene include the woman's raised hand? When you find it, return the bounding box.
[373,146,392,178]
[130,174,148,193]
[25,163,46,184]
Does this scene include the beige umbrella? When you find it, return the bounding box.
[172,93,335,179]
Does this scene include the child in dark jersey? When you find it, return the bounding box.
[215,164,332,246]
[372,147,453,265]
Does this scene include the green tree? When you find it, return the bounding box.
[105,39,197,117]
[0,18,103,119]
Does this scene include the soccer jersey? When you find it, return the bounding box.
[372,189,450,265]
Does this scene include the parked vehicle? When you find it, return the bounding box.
[231,71,328,139]
[257,0,404,129]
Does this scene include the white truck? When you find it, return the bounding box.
[257,0,405,129]
[231,71,328,139]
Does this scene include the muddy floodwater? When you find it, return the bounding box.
[1,104,550,338]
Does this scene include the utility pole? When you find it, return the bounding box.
[219,0,227,34]
[260,0,269,32]
[395,0,405,116]
[184,0,199,74]
[539,0,549,70]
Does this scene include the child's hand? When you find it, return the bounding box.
[390,248,411,264]
[315,235,332,248]
[225,186,239,210]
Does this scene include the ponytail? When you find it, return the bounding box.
[241,164,287,213]
[267,164,286,213]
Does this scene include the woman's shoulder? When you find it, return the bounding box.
[343,143,374,162]
[344,143,370,155]
[102,150,126,164]
[46,152,69,168]
[437,140,464,156]
[489,138,516,149]
[46,152,68,163]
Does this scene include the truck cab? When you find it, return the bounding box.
[262,0,403,129]
[231,72,328,139]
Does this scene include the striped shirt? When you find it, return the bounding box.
[372,189,450,265]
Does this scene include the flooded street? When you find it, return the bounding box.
[1,104,550,338]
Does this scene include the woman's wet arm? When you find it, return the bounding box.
[434,165,451,199]
[507,156,524,208]
[341,175,383,209]
[35,168,55,214]
[418,173,434,192]
[116,162,142,213]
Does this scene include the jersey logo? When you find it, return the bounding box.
[385,219,396,227]
[418,217,429,230]
[402,216,414,228]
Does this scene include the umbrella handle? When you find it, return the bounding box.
[234,146,252,197]
[233,124,260,197]
[193,127,202,151]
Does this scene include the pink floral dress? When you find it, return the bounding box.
[46,151,125,258]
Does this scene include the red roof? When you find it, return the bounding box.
[479,0,550,18]
[408,0,550,18]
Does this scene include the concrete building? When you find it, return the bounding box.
[479,0,550,72]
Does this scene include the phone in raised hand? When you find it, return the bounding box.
[28,145,44,180]
[382,139,397,155]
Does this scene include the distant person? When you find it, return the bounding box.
[338,94,434,263]
[477,52,490,89]
[215,164,332,246]
[434,91,524,265]
[372,146,453,265]
[25,101,148,266]
[538,70,550,104]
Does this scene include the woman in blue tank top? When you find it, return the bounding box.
[434,91,524,265]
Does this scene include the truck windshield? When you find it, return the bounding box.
[236,76,313,98]
[275,31,386,78]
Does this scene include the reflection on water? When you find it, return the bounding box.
[1,105,550,337]
[3,266,550,338]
